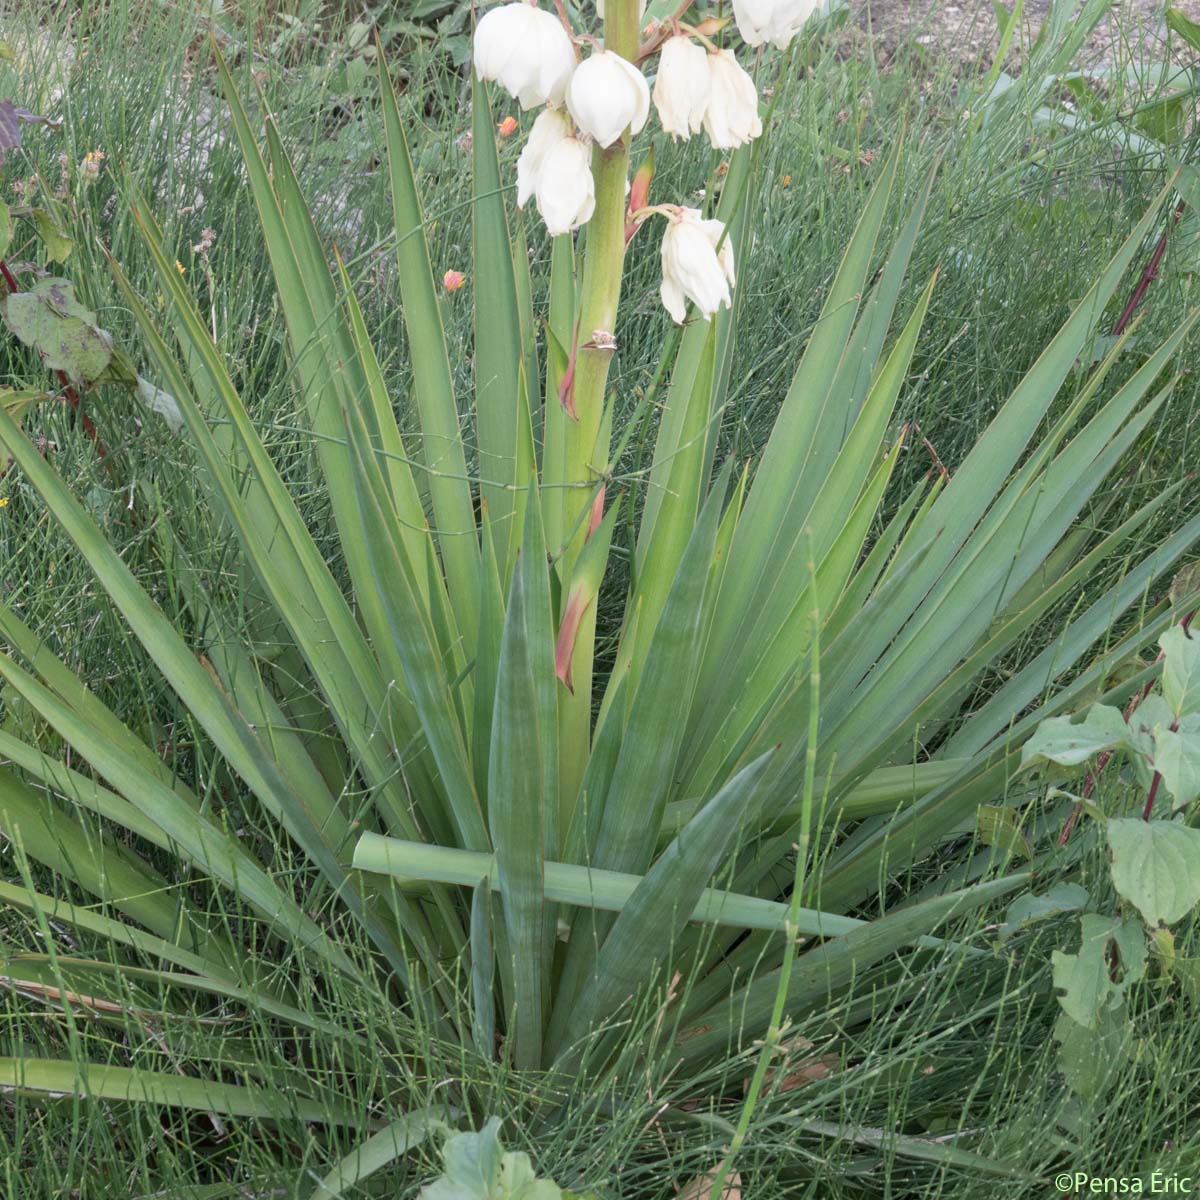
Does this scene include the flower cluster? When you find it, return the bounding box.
[474,0,818,322]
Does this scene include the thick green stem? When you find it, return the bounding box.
[556,0,639,820]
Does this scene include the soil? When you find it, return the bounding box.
[848,0,1200,69]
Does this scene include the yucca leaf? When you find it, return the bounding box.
[377,48,481,643]
[555,750,774,1062]
[488,528,546,1068]
[342,391,489,852]
[0,1058,368,1125]
[115,200,436,843]
[306,1108,450,1199]
[470,879,496,1059]
[472,72,535,577]
[677,874,1027,1063]
[0,767,223,958]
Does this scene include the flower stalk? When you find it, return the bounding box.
[552,0,641,812]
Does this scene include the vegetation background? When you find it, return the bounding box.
[0,1,1197,1196]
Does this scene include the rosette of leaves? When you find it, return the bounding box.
[0,16,1197,1189]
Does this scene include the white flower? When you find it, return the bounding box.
[517,107,572,209]
[733,0,820,50]
[704,50,762,149]
[566,49,650,149]
[660,207,736,324]
[536,136,596,235]
[474,2,577,110]
[652,36,709,140]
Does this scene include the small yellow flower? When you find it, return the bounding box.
[80,149,105,182]
[0,497,9,508]
[781,174,791,187]
[497,115,518,138]
[175,260,186,275]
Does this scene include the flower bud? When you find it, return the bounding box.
[536,136,596,236]
[474,2,577,111]
[566,49,650,149]
[517,107,572,209]
[659,207,735,324]
[733,0,820,50]
[652,36,709,141]
[704,50,762,149]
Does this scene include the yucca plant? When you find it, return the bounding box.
[1,0,1198,1190]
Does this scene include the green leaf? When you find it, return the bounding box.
[1167,6,1200,51]
[1155,723,1200,810]
[308,1109,450,1199]
[30,207,72,262]
[1,278,113,382]
[0,200,11,259]
[376,48,480,643]
[1160,625,1200,717]
[488,525,546,1069]
[0,1059,364,1125]
[1107,818,1200,926]
[420,1119,568,1200]
[1054,1000,1131,1101]
[976,804,1034,860]
[1020,704,1130,770]
[471,72,533,576]
[556,750,774,1061]
[1001,882,1088,935]
[1051,914,1121,1028]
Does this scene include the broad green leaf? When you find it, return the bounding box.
[2,278,112,382]
[420,1118,571,1200]
[1167,6,1200,51]
[1051,914,1121,1028]
[976,804,1034,861]
[308,1109,450,1199]
[1155,724,1200,810]
[31,207,72,261]
[1160,625,1200,717]
[1054,1001,1131,1101]
[0,200,11,259]
[1107,818,1200,926]
[1020,705,1130,769]
[1001,882,1088,935]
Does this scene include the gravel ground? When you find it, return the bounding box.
[850,0,1200,68]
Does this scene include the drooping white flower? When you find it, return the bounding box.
[474,2,577,111]
[652,36,709,140]
[704,50,762,149]
[733,0,820,50]
[517,107,572,209]
[566,49,650,149]
[535,136,596,235]
[660,207,736,324]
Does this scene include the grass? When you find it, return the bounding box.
[0,1,1198,1196]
